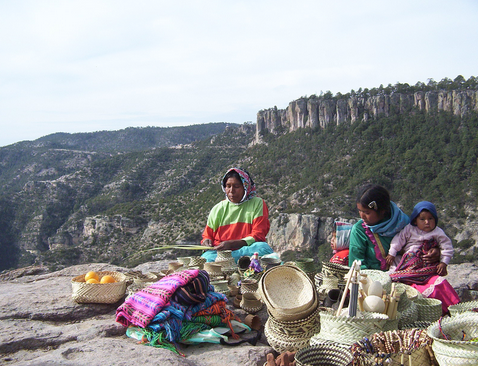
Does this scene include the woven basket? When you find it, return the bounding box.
[71,271,127,304]
[398,301,418,330]
[295,258,316,273]
[216,250,234,262]
[188,256,206,268]
[267,306,321,338]
[315,310,389,346]
[352,329,433,366]
[241,278,259,294]
[295,345,353,366]
[448,301,478,316]
[427,312,478,365]
[415,298,442,323]
[259,265,317,321]
[264,320,312,353]
[260,257,281,270]
[395,283,421,313]
[360,270,392,293]
[240,292,263,314]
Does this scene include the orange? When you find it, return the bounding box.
[85,271,99,282]
[86,278,100,284]
[100,275,116,284]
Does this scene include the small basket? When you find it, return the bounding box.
[295,345,353,366]
[427,312,478,365]
[240,292,263,314]
[315,310,389,346]
[188,256,206,268]
[448,300,478,316]
[241,278,259,293]
[216,250,234,262]
[259,264,316,321]
[415,298,442,323]
[71,271,127,304]
[295,258,316,273]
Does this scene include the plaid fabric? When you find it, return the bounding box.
[390,239,439,285]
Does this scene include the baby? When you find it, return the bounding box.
[386,201,453,278]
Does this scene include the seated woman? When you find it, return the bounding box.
[348,183,460,313]
[200,167,274,262]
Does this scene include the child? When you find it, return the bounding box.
[329,221,353,265]
[386,201,453,284]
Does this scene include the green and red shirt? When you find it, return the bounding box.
[201,196,270,246]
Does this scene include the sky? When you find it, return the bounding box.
[1,0,477,147]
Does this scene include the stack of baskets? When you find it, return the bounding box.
[188,256,206,269]
[71,271,127,304]
[427,312,478,365]
[260,265,320,353]
[316,262,349,302]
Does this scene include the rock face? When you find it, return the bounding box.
[0,263,272,366]
[257,89,478,137]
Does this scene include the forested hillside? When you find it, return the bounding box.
[1,83,478,272]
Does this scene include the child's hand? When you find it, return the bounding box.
[437,262,447,276]
[386,255,395,267]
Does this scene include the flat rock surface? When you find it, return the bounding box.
[0,263,272,366]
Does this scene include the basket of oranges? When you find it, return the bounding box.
[71,271,127,304]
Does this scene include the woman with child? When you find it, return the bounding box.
[348,183,459,313]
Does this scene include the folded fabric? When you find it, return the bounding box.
[116,269,200,328]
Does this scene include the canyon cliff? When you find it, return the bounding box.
[256,89,478,139]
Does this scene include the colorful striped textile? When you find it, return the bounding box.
[116,269,200,328]
[390,239,439,285]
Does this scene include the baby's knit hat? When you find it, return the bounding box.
[410,201,438,225]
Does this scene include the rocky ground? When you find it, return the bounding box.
[0,262,272,366]
[1,261,477,366]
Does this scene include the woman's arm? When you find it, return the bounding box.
[215,240,247,251]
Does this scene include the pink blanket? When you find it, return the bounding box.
[116,269,199,328]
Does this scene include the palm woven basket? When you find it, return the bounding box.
[315,310,389,346]
[414,298,442,323]
[398,301,419,330]
[266,306,321,339]
[351,329,433,366]
[295,344,353,366]
[264,320,312,353]
[259,264,317,321]
[72,271,127,304]
[427,312,478,365]
[448,300,478,316]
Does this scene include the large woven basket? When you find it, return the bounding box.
[427,312,478,365]
[448,301,478,316]
[351,329,433,366]
[314,310,389,346]
[72,271,127,304]
[259,264,317,321]
[295,344,353,366]
[415,298,442,323]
